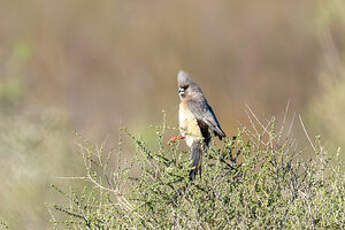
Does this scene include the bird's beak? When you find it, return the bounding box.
[178,87,184,94]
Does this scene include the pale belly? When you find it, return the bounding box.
[179,103,202,147]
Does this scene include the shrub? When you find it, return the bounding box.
[49,111,345,229]
[0,219,9,230]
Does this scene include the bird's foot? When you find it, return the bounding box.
[167,136,185,145]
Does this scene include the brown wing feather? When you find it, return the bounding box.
[187,98,226,140]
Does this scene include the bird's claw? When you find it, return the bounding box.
[167,136,185,145]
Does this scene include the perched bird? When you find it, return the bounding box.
[177,70,226,180]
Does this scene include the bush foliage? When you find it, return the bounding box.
[49,112,345,229]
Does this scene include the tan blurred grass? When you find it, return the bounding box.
[0,0,327,134]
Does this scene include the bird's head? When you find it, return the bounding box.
[177,70,202,100]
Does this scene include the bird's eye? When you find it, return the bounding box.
[183,85,189,90]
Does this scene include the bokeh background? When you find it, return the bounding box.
[1,0,345,228]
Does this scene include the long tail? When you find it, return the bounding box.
[189,141,203,181]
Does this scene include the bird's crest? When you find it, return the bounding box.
[177,70,194,86]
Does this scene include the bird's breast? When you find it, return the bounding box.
[179,102,202,147]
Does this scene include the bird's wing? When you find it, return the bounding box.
[187,98,226,140]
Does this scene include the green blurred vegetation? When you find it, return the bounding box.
[13,41,32,62]
[307,0,345,154]
[0,87,82,229]
[0,78,25,108]
[0,41,81,229]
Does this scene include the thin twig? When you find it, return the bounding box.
[56,176,88,180]
[298,115,316,152]
[245,104,271,136]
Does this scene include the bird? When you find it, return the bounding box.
[177,70,226,181]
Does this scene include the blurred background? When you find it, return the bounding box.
[0,0,345,228]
